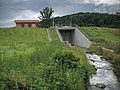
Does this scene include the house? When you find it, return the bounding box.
[14,20,39,28]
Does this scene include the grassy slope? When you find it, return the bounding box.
[81,27,120,42]
[81,26,120,82]
[49,27,60,41]
[0,28,94,90]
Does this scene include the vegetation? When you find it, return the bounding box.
[49,27,60,41]
[39,12,120,28]
[38,7,54,28]
[0,28,94,90]
[81,27,120,53]
[81,27,120,82]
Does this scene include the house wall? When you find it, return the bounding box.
[31,23,38,28]
[16,23,21,28]
[16,23,38,28]
[24,24,27,28]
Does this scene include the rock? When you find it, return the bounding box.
[90,59,95,62]
[96,67,103,69]
[95,83,106,89]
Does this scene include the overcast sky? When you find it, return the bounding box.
[0,0,119,27]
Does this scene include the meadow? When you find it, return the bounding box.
[0,28,94,90]
[81,26,120,82]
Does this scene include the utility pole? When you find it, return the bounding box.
[70,15,72,26]
[57,22,60,27]
[52,15,54,27]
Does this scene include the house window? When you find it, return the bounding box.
[32,24,36,27]
[21,23,24,28]
[36,24,38,27]
[28,23,31,28]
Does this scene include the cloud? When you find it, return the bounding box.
[0,9,39,27]
[15,10,39,20]
[0,19,15,27]
[96,0,119,5]
[0,0,119,27]
[94,4,119,13]
[65,0,119,5]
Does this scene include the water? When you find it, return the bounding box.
[86,53,120,90]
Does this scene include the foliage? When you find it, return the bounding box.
[39,19,52,28]
[0,28,94,90]
[39,12,120,28]
[42,51,86,90]
[38,7,54,20]
[38,7,54,28]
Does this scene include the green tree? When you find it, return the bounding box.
[38,7,54,20]
[38,7,54,28]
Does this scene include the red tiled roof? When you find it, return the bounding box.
[15,20,40,23]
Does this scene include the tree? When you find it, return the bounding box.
[38,7,54,28]
[38,7,54,20]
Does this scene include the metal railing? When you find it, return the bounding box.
[55,23,76,27]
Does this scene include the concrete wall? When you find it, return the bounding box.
[55,27,63,41]
[59,30,74,45]
[73,27,92,48]
[55,26,92,48]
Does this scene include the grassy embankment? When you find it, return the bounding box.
[81,26,120,82]
[0,28,94,90]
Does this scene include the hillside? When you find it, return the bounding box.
[39,12,120,28]
[81,27,120,53]
[0,28,94,90]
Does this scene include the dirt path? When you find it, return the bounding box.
[46,28,52,41]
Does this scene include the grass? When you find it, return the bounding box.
[81,26,120,53]
[0,27,94,90]
[49,27,60,41]
[0,28,48,46]
[81,27,120,42]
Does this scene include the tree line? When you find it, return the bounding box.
[39,11,120,28]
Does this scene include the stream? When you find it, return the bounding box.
[86,53,120,90]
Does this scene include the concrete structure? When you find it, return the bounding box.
[14,20,39,28]
[46,29,52,42]
[55,26,92,48]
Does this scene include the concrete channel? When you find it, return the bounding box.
[55,25,92,48]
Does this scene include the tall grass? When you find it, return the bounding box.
[0,28,94,90]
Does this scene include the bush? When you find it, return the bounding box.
[41,50,93,90]
[39,19,52,28]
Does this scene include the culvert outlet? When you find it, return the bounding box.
[55,26,92,48]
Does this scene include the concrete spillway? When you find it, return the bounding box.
[55,26,92,48]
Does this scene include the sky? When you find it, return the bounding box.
[0,0,119,27]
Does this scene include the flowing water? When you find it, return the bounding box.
[86,53,120,90]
